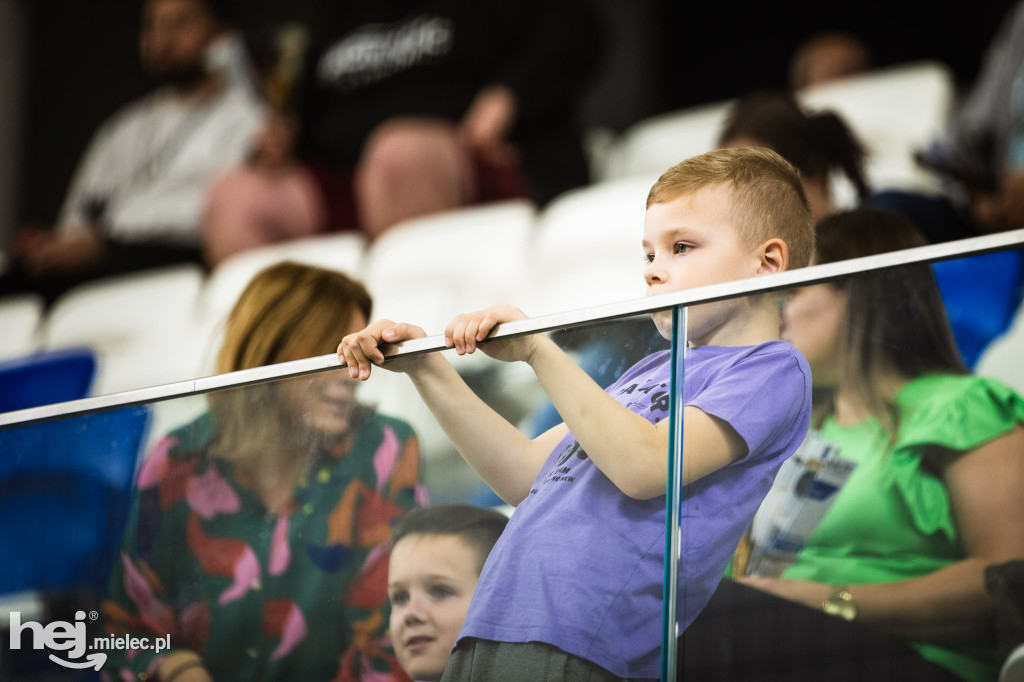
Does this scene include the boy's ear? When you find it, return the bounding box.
[757,238,788,275]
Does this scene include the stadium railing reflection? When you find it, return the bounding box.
[0,228,1022,682]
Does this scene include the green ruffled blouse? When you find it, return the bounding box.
[784,373,1024,682]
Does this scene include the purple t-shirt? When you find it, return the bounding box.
[458,341,812,678]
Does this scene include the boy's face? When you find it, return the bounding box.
[388,534,481,681]
[642,184,767,343]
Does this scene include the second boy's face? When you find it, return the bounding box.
[642,185,767,343]
[388,534,481,681]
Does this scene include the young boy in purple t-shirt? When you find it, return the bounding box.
[339,147,814,681]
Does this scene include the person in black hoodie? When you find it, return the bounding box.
[289,0,602,239]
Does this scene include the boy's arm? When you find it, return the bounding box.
[446,307,748,499]
[339,320,567,505]
[523,329,746,499]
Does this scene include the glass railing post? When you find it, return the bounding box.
[661,304,686,681]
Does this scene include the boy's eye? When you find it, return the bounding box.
[644,252,655,264]
[430,585,455,599]
[674,242,693,254]
[389,590,409,606]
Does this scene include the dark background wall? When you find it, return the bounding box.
[10,0,1017,227]
[17,0,153,227]
[656,1,1015,110]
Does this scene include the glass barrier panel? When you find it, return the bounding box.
[672,245,1024,682]
[0,311,676,681]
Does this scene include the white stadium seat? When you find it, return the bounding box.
[601,100,733,181]
[600,60,955,207]
[0,294,44,361]
[527,175,658,318]
[198,231,367,328]
[359,199,537,332]
[41,264,207,395]
[798,60,956,198]
[194,232,368,373]
[354,200,537,470]
[975,296,1024,398]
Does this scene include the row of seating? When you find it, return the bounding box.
[596,60,955,195]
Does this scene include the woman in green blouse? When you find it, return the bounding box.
[742,208,1024,681]
[102,262,427,682]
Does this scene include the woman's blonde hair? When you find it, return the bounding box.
[216,261,372,373]
[210,262,373,461]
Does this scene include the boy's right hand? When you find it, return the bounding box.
[445,305,537,363]
[338,319,427,380]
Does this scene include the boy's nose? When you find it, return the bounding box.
[644,262,666,286]
[402,603,426,625]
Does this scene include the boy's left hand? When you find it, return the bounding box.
[445,305,536,363]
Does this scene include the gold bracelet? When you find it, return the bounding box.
[821,585,858,621]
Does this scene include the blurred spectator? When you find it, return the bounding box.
[102,262,427,681]
[789,31,872,92]
[744,208,1024,682]
[201,111,327,266]
[865,0,1024,369]
[875,0,1024,241]
[0,0,264,304]
[288,0,602,240]
[200,24,327,267]
[718,90,870,221]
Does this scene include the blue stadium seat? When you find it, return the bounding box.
[0,347,97,414]
[932,249,1024,369]
[0,405,151,598]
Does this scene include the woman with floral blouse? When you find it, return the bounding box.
[102,262,428,682]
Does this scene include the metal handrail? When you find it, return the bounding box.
[3,228,1023,428]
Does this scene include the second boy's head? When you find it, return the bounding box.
[388,506,509,681]
[643,147,814,343]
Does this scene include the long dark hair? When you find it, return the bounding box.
[814,208,966,432]
[719,90,870,204]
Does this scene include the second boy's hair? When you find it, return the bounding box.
[647,147,815,270]
[392,505,510,574]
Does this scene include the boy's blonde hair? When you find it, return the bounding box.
[646,147,814,269]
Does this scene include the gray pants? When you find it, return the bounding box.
[440,638,659,682]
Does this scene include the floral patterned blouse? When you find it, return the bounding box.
[101,409,428,681]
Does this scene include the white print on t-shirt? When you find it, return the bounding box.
[317,14,454,91]
[529,378,671,494]
[615,380,671,418]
